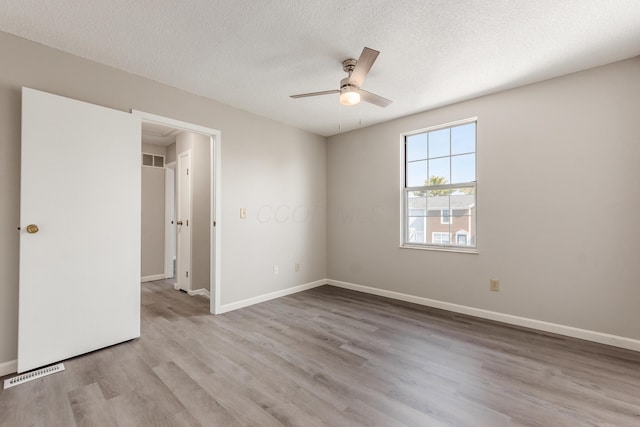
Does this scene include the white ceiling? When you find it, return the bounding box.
[2,1,640,137]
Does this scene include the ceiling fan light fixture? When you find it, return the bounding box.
[290,47,391,108]
[339,86,360,106]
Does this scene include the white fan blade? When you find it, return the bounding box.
[290,90,339,99]
[360,89,392,107]
[349,47,379,87]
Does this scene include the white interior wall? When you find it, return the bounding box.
[327,57,640,341]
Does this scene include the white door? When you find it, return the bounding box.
[176,151,191,292]
[18,88,141,373]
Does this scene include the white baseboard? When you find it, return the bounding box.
[217,279,326,314]
[141,274,166,283]
[187,288,210,298]
[171,284,210,299]
[0,359,17,377]
[327,279,640,353]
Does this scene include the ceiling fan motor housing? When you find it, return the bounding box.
[340,77,358,91]
[342,58,357,73]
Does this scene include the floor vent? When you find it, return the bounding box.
[3,363,65,389]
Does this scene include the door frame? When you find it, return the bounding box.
[132,110,221,314]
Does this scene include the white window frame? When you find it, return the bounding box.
[432,232,451,245]
[455,231,468,246]
[400,117,478,253]
[440,209,451,224]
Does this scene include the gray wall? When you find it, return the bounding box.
[141,143,166,278]
[327,57,640,340]
[176,131,211,292]
[0,31,327,366]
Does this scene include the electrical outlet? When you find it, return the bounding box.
[490,279,500,292]
[273,265,279,275]
[240,208,247,219]
[295,262,300,272]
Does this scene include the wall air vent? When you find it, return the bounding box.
[142,153,165,168]
[3,363,65,389]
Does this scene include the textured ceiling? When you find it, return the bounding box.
[1,1,640,136]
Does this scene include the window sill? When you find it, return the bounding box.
[399,244,479,254]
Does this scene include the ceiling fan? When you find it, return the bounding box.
[290,47,392,107]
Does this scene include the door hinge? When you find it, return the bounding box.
[213,221,216,227]
[186,271,189,278]
[186,168,189,176]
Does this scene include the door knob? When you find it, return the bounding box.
[26,224,39,234]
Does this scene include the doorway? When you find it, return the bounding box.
[18,89,221,373]
[136,110,221,314]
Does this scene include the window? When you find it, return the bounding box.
[456,233,468,245]
[432,232,450,244]
[403,119,476,250]
[441,209,451,224]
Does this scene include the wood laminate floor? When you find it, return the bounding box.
[1,281,639,426]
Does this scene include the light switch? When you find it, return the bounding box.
[240,208,247,219]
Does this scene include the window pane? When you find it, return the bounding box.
[451,123,475,155]
[406,133,427,162]
[407,194,426,217]
[407,217,426,243]
[406,160,427,187]
[450,186,475,202]
[428,128,450,158]
[450,187,475,246]
[451,153,475,183]
[426,189,449,217]
[428,157,450,184]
